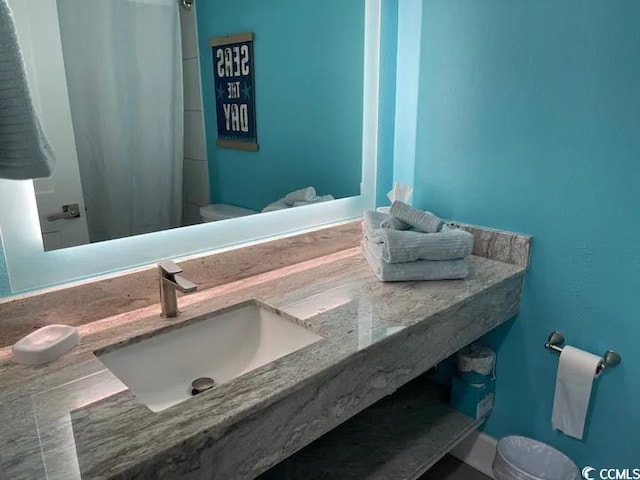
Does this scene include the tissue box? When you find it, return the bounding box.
[450,376,495,420]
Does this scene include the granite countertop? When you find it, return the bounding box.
[0,243,528,480]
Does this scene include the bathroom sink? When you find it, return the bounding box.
[96,301,323,412]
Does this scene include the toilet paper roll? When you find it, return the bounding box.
[551,345,602,440]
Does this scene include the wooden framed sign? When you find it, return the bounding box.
[209,32,258,151]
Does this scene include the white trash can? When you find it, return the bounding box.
[492,436,579,480]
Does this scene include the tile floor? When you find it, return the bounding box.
[420,455,491,480]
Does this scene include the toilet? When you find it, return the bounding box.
[199,203,257,223]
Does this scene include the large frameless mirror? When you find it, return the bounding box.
[0,0,380,293]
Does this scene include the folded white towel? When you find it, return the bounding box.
[0,0,55,179]
[261,200,291,213]
[283,187,316,206]
[361,240,469,282]
[362,211,474,263]
[292,194,334,207]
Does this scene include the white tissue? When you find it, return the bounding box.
[386,181,413,204]
[551,345,601,439]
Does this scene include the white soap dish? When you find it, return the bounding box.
[11,325,80,366]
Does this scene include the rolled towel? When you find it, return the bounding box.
[389,201,444,233]
[362,211,412,242]
[283,187,317,206]
[261,200,291,213]
[361,240,469,282]
[366,224,474,263]
[0,0,55,179]
[292,194,335,207]
[363,209,410,231]
[380,216,411,230]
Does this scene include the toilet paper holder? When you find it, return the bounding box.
[545,331,621,375]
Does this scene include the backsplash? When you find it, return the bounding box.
[449,223,531,268]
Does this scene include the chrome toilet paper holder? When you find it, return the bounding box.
[545,331,622,375]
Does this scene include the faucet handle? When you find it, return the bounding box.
[158,260,183,276]
[174,275,198,293]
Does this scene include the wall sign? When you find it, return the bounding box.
[209,32,258,151]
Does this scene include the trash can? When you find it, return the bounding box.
[492,436,579,480]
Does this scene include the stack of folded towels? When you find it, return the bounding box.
[361,201,474,282]
[261,186,335,213]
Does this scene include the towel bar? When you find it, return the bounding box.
[545,331,621,375]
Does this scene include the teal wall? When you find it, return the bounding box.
[414,0,639,467]
[197,0,364,211]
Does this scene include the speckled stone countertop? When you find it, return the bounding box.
[0,222,362,348]
[0,225,530,480]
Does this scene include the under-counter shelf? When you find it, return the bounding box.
[261,376,483,480]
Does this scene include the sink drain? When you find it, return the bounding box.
[191,377,215,396]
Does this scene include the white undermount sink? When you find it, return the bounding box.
[96,301,323,412]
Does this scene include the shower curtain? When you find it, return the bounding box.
[57,0,183,243]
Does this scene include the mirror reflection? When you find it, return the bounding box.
[11,0,364,251]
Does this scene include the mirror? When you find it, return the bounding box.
[0,0,379,293]
[11,0,365,251]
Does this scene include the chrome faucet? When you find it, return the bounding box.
[158,260,198,318]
